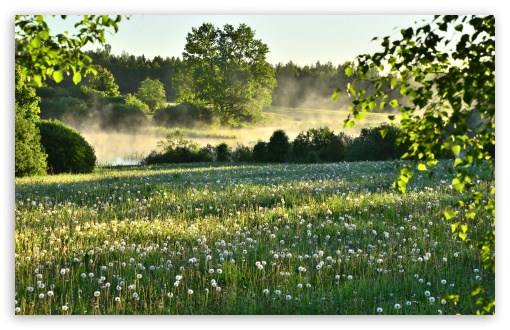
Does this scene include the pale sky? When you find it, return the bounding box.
[46,14,434,67]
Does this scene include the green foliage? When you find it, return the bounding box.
[97,103,149,132]
[36,119,96,174]
[15,65,48,177]
[345,125,407,162]
[215,143,231,162]
[38,96,90,123]
[141,132,213,165]
[175,23,277,126]
[15,15,124,86]
[335,15,495,314]
[135,77,167,112]
[252,141,268,163]
[152,102,217,128]
[87,66,120,97]
[231,143,253,162]
[291,127,352,163]
[125,93,150,114]
[266,129,291,163]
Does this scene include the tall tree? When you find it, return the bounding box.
[87,66,120,97]
[175,23,277,125]
[334,15,495,314]
[135,77,167,112]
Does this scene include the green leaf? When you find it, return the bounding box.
[345,66,354,77]
[332,88,340,101]
[452,145,461,155]
[417,163,427,171]
[389,99,399,108]
[390,76,398,89]
[368,102,376,111]
[347,121,355,129]
[72,71,82,85]
[52,70,63,83]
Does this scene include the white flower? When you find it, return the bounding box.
[429,297,436,304]
[441,279,447,285]
[188,289,193,295]
[94,291,100,297]
[425,291,431,297]
[275,290,281,295]
[297,284,303,289]
[376,307,383,313]
[47,291,54,297]
[437,310,442,315]
[38,293,45,299]
[347,275,353,280]
[394,304,401,310]
[137,274,142,279]
[263,289,269,295]
[285,295,292,300]
[62,305,69,311]
[406,301,412,306]
[217,269,222,274]
[115,297,121,302]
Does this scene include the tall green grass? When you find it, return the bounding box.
[14,160,494,315]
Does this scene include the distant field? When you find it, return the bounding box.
[14,160,494,315]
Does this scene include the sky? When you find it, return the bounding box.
[46,14,434,67]
[3,1,510,329]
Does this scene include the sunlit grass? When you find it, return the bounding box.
[14,160,494,315]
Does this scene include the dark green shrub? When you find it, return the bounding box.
[39,96,90,123]
[36,120,96,174]
[141,133,213,165]
[215,143,231,162]
[267,129,291,163]
[252,141,268,162]
[98,103,149,132]
[345,124,406,162]
[153,102,215,128]
[232,143,253,162]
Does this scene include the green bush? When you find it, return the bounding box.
[36,120,96,174]
[266,129,291,163]
[345,124,407,162]
[98,103,149,132]
[232,143,253,162]
[153,102,216,128]
[215,143,231,162]
[252,141,268,163]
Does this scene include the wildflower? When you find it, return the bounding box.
[376,307,383,313]
[38,293,45,299]
[425,291,431,297]
[394,304,401,310]
[209,268,215,274]
[429,297,436,304]
[441,279,447,285]
[406,301,412,306]
[216,286,221,292]
[80,273,87,278]
[132,293,139,299]
[15,307,21,313]
[175,275,182,281]
[347,275,353,280]
[217,269,222,274]
[62,305,69,311]
[188,289,193,295]
[47,291,54,297]
[297,284,303,289]
[137,274,142,279]
[275,290,281,295]
[94,291,100,297]
[437,310,442,315]
[167,293,173,298]
[286,295,292,301]
[263,289,269,295]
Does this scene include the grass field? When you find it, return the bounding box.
[14,160,494,315]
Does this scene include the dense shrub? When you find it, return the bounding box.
[141,133,213,165]
[232,143,253,162]
[153,102,216,128]
[15,65,47,177]
[291,127,350,163]
[266,129,291,163]
[39,96,90,123]
[252,141,268,163]
[345,125,407,162]
[97,103,149,132]
[36,119,96,174]
[215,143,231,162]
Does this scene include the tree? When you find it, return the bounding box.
[267,129,291,163]
[175,23,277,126]
[334,15,495,314]
[15,65,47,177]
[15,15,124,86]
[135,78,167,112]
[87,66,120,97]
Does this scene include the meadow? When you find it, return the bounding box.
[14,160,495,315]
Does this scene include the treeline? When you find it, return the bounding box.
[45,45,402,112]
[142,124,414,165]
